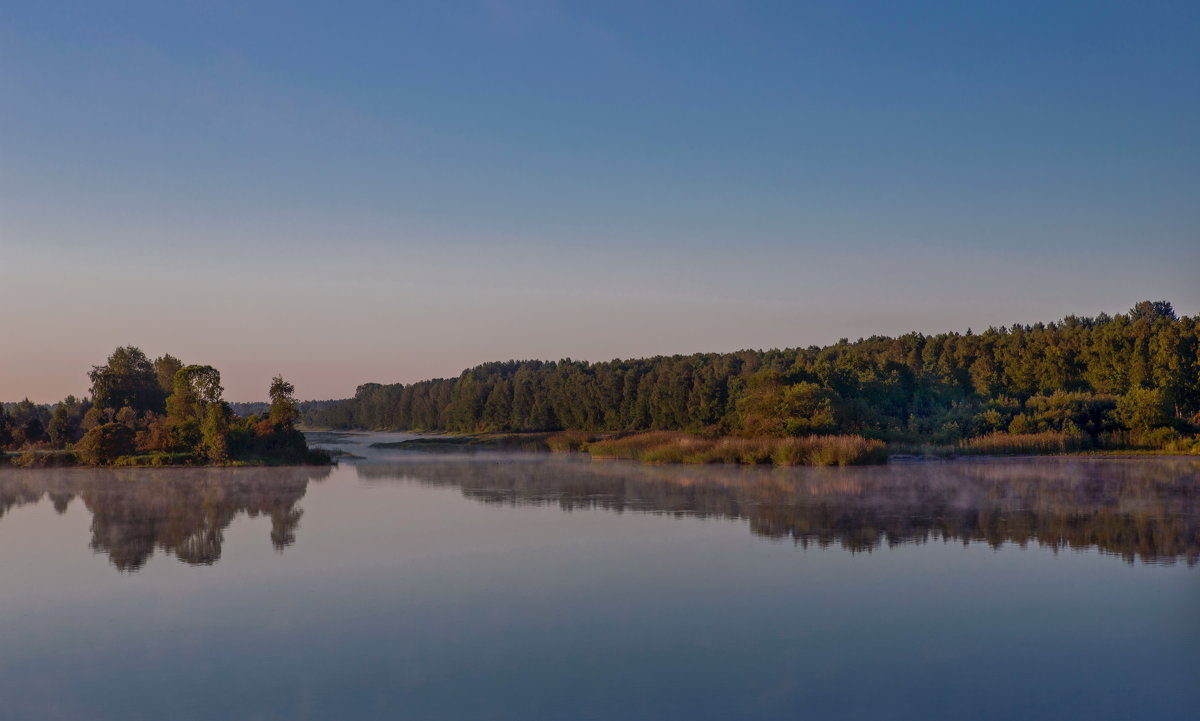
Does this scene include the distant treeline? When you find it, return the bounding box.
[229,399,344,426]
[313,301,1200,449]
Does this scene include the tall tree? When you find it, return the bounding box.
[268,376,301,428]
[154,354,184,394]
[167,365,224,426]
[48,405,72,448]
[89,346,164,412]
[200,403,231,462]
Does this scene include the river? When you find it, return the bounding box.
[0,432,1196,720]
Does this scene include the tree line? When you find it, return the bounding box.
[313,301,1200,449]
[1,346,326,466]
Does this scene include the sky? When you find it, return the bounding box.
[2,1,1198,402]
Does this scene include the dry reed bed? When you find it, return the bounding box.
[584,431,887,466]
[957,431,1090,456]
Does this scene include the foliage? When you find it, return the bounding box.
[1114,387,1167,433]
[88,346,165,413]
[153,354,183,393]
[167,365,223,426]
[1,347,325,467]
[200,403,231,463]
[268,376,301,427]
[312,302,1200,453]
[75,423,136,465]
[7,450,79,468]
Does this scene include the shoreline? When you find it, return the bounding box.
[0,449,334,469]
[348,431,1200,466]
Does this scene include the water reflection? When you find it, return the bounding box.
[356,456,1200,566]
[3,455,1197,570]
[0,466,330,571]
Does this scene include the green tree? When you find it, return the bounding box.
[19,417,46,446]
[1130,300,1176,324]
[268,376,301,428]
[167,365,223,426]
[0,405,11,448]
[1114,387,1167,433]
[48,405,72,448]
[154,354,184,394]
[201,403,231,462]
[780,382,838,435]
[89,346,164,412]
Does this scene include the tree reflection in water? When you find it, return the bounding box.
[2,457,1196,571]
[356,456,1200,566]
[0,466,330,571]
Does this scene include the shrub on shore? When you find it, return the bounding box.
[6,450,80,468]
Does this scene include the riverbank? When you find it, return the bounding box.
[359,429,1200,466]
[366,431,886,466]
[0,448,333,468]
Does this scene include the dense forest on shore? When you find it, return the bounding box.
[0,347,327,467]
[314,302,1200,454]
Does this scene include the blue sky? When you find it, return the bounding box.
[2,1,1197,401]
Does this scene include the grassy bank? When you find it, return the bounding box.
[369,433,559,452]
[363,428,1200,465]
[1,448,332,468]
[582,431,888,466]
[888,430,1200,458]
[367,430,886,466]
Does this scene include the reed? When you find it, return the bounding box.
[958,431,1089,456]
[545,430,597,452]
[585,432,887,466]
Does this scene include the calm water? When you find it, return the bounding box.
[1,434,1196,721]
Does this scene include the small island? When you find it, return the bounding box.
[1,347,329,467]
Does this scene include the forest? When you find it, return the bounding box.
[313,301,1200,453]
[0,347,328,466]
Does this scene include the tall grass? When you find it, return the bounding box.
[545,430,597,452]
[585,432,887,466]
[957,431,1090,456]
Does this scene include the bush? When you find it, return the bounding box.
[9,450,79,468]
[75,423,136,465]
[1161,435,1200,454]
[1137,427,1181,448]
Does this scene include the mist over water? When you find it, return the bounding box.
[0,433,1196,720]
